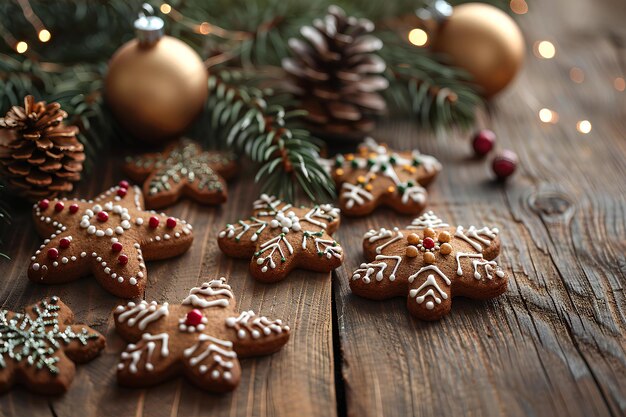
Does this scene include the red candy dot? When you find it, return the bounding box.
[54,202,64,212]
[39,199,49,210]
[47,248,59,260]
[118,254,129,265]
[119,180,130,189]
[423,237,435,250]
[149,216,160,228]
[185,309,203,326]
[59,238,71,249]
[117,188,127,197]
[69,204,79,214]
[112,242,123,252]
[166,217,177,228]
[97,211,109,222]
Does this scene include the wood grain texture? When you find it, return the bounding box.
[334,0,626,416]
[0,162,337,417]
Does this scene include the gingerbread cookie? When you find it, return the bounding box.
[350,211,508,320]
[123,139,237,209]
[28,182,194,298]
[330,137,441,216]
[0,297,105,394]
[217,194,343,282]
[113,277,290,392]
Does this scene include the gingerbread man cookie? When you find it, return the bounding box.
[0,297,105,394]
[330,137,441,216]
[113,277,290,393]
[28,182,194,298]
[217,194,343,282]
[123,139,237,209]
[350,211,508,320]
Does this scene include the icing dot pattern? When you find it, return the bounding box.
[28,184,194,298]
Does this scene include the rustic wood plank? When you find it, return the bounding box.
[334,0,626,415]
[0,160,337,417]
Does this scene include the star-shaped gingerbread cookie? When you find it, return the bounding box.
[0,296,105,394]
[217,194,344,282]
[330,137,441,216]
[28,182,194,298]
[350,211,508,320]
[113,277,290,393]
[123,139,237,209]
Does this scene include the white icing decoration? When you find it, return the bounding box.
[183,334,236,378]
[117,301,169,330]
[454,225,499,251]
[407,211,449,229]
[181,278,234,308]
[225,310,288,339]
[120,333,169,373]
[352,255,402,283]
[455,252,504,280]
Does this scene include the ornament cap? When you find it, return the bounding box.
[134,3,164,47]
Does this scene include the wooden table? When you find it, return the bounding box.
[1,0,625,415]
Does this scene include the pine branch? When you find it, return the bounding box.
[205,70,335,202]
[376,30,482,130]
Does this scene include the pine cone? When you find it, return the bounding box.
[0,95,84,201]
[282,5,388,139]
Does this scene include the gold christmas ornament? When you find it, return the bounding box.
[429,2,525,97]
[105,4,208,144]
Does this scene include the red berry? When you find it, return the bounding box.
[118,254,129,265]
[166,217,177,228]
[69,204,79,214]
[47,248,59,260]
[39,199,49,210]
[119,180,130,189]
[472,129,496,157]
[423,237,435,249]
[54,202,64,212]
[112,242,123,252]
[149,216,160,228]
[117,188,127,197]
[59,238,71,249]
[492,150,518,180]
[97,211,109,222]
[185,309,203,326]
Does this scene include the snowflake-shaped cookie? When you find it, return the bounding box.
[114,277,290,393]
[217,194,344,282]
[350,211,508,320]
[28,182,194,298]
[123,139,237,209]
[330,137,441,216]
[0,297,105,394]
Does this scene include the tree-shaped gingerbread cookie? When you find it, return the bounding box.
[331,137,441,216]
[28,182,194,298]
[123,139,237,209]
[0,297,105,394]
[350,211,508,320]
[217,194,343,282]
[113,277,290,392]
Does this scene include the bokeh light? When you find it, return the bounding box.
[408,29,428,47]
[614,77,625,92]
[38,29,51,42]
[16,41,28,53]
[569,67,584,83]
[534,41,556,59]
[539,108,558,124]
[160,3,172,14]
[510,0,528,14]
[576,120,592,134]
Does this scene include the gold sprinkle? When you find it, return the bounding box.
[387,186,395,193]
[440,243,452,255]
[357,176,366,184]
[438,231,451,243]
[406,246,419,258]
[407,233,420,245]
[335,168,344,176]
[423,228,436,238]
[365,184,373,191]
[424,252,436,264]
